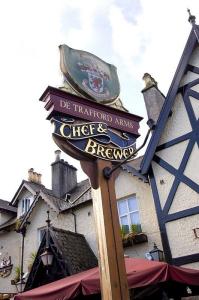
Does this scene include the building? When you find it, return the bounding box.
[140,16,199,269]
[1,12,199,298]
[0,149,162,294]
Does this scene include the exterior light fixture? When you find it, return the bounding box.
[15,279,26,293]
[40,249,53,266]
[40,211,53,267]
[149,243,164,262]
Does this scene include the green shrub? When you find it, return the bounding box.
[130,224,142,234]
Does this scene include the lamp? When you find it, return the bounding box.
[149,243,164,262]
[40,211,53,267]
[40,249,53,266]
[15,279,26,293]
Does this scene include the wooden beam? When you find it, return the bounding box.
[81,159,130,300]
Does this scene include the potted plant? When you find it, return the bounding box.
[121,224,148,247]
[28,252,36,272]
[121,225,132,247]
[11,265,20,285]
[131,224,148,244]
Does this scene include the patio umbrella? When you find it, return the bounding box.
[14,258,199,300]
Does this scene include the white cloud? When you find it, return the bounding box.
[0,0,198,200]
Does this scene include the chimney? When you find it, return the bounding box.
[142,73,165,124]
[28,168,34,182]
[28,168,42,184]
[51,150,77,199]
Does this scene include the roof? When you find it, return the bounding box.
[18,179,92,230]
[0,199,17,213]
[14,156,148,231]
[141,25,199,174]
[18,159,149,230]
[121,156,148,183]
[0,217,17,231]
[59,179,92,211]
[11,180,46,206]
[50,227,98,274]
[25,227,98,290]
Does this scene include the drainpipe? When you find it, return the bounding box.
[20,227,26,289]
[17,220,30,292]
[71,210,77,233]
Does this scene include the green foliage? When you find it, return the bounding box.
[121,225,130,239]
[130,224,142,234]
[14,265,20,282]
[29,251,36,262]
[120,226,126,239]
[15,219,22,231]
[28,251,37,271]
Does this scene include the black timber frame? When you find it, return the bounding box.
[148,72,199,265]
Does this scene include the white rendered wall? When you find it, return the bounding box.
[152,45,199,268]
[115,171,162,258]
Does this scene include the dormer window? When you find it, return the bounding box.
[22,198,31,215]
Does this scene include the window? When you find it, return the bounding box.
[22,198,31,215]
[117,195,141,234]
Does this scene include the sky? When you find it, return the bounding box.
[0,0,198,201]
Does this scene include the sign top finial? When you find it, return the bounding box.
[187,8,196,26]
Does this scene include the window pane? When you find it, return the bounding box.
[120,215,128,226]
[130,212,140,224]
[27,199,30,211]
[120,216,129,234]
[122,225,129,234]
[128,197,138,212]
[22,200,25,214]
[118,200,128,215]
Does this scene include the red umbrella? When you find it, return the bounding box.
[15,258,199,300]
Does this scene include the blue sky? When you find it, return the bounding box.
[0,0,198,200]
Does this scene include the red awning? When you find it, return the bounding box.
[15,258,199,300]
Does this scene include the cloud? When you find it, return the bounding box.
[0,0,199,200]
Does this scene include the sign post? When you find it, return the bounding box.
[40,46,143,300]
[81,159,129,299]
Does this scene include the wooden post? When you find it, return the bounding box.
[81,159,130,300]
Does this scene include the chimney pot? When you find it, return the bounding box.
[55,150,61,161]
[28,168,34,182]
[37,173,42,184]
[142,73,157,90]
[28,168,42,184]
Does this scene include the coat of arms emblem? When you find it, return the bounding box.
[59,44,120,103]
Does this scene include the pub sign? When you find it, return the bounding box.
[40,46,142,163]
[59,44,120,104]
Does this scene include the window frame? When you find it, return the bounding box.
[21,198,31,215]
[117,195,141,233]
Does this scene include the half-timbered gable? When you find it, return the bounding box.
[141,22,199,268]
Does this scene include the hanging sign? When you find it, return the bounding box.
[40,48,143,299]
[52,117,136,161]
[59,44,120,103]
[40,86,142,162]
[0,256,12,278]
